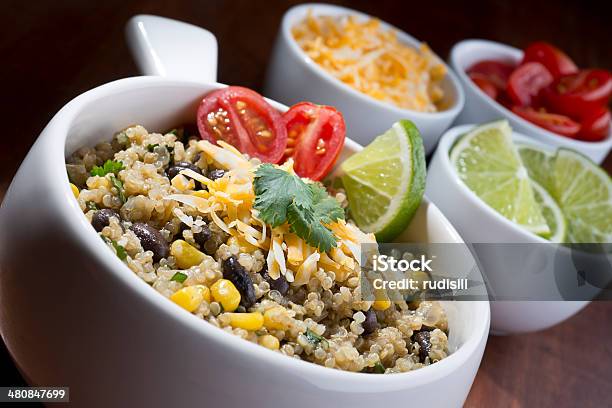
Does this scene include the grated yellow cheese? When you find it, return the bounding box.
[164,140,375,288]
[292,13,447,112]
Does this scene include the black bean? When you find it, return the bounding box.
[222,256,256,308]
[129,223,169,262]
[168,162,203,189]
[92,209,119,232]
[412,331,432,363]
[193,224,212,247]
[362,309,379,335]
[168,161,202,179]
[259,262,289,296]
[207,169,225,181]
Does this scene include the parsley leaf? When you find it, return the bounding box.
[373,362,385,374]
[91,160,124,177]
[109,175,126,204]
[253,164,344,252]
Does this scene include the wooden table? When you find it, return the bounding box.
[2,1,611,406]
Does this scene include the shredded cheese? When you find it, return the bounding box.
[292,12,447,112]
[165,140,375,288]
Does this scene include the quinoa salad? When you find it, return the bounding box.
[66,124,449,374]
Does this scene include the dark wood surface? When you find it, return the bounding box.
[1,1,611,406]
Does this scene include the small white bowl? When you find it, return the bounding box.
[0,15,489,407]
[426,124,606,334]
[450,39,612,164]
[264,3,465,154]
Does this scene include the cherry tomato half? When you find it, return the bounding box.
[521,41,578,80]
[469,73,498,100]
[512,106,580,137]
[545,69,612,119]
[283,102,346,181]
[197,86,287,163]
[578,106,611,142]
[467,60,515,91]
[507,62,554,107]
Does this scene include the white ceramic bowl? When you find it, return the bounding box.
[450,39,612,164]
[426,124,607,334]
[264,3,465,154]
[0,15,489,408]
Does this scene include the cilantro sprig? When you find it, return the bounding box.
[91,160,124,177]
[253,164,344,252]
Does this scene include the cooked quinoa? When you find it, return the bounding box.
[66,125,449,373]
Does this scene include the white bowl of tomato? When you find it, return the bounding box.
[450,39,612,163]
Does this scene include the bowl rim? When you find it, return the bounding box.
[450,38,612,148]
[435,122,556,245]
[280,2,465,121]
[53,76,489,387]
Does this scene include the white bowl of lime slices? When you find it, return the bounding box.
[426,120,612,334]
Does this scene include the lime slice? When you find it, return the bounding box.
[450,120,550,235]
[550,149,612,243]
[531,180,567,243]
[517,143,556,192]
[340,120,426,242]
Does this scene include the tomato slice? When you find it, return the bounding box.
[507,62,554,107]
[283,102,346,181]
[197,86,287,163]
[512,106,580,137]
[521,41,578,80]
[578,107,611,142]
[544,69,612,119]
[469,73,498,100]
[467,60,515,91]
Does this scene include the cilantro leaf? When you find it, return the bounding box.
[170,271,188,283]
[309,183,345,224]
[91,160,124,177]
[146,143,159,152]
[253,164,311,227]
[101,236,127,261]
[86,201,99,212]
[305,329,329,348]
[253,164,344,251]
[109,175,126,204]
[287,202,338,253]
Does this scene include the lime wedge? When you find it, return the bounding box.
[340,120,426,242]
[517,143,556,192]
[550,149,612,243]
[450,120,550,235]
[531,180,567,242]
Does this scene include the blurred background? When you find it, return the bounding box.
[1,0,610,406]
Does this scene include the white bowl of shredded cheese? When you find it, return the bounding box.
[264,3,465,154]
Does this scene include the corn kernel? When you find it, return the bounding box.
[170,286,204,312]
[211,279,241,312]
[195,284,211,303]
[259,334,280,350]
[70,183,79,198]
[224,312,264,330]
[373,299,391,311]
[171,240,205,269]
[263,306,287,330]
